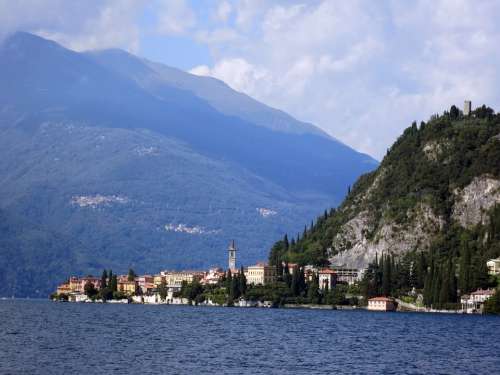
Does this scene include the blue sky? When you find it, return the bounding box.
[1,0,499,159]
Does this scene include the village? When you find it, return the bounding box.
[53,241,500,314]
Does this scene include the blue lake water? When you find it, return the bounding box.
[0,300,499,374]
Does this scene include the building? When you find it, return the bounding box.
[244,263,277,286]
[161,270,204,288]
[228,240,237,270]
[80,277,101,291]
[487,258,500,276]
[464,100,472,116]
[202,268,224,285]
[56,283,72,295]
[368,297,396,311]
[136,275,155,293]
[318,269,337,290]
[68,277,81,292]
[331,267,364,285]
[461,289,495,313]
[303,265,318,282]
[153,274,166,287]
[118,280,137,295]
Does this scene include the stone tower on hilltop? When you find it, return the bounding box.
[464,100,472,116]
[228,240,237,270]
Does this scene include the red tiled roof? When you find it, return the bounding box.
[319,269,336,274]
[471,289,495,296]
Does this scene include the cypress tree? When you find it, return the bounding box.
[226,270,232,291]
[127,268,136,281]
[239,266,247,296]
[291,266,300,296]
[459,236,472,294]
[110,274,118,292]
[101,270,108,289]
[382,254,392,296]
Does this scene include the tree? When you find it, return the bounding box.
[459,234,472,294]
[483,289,500,314]
[382,254,392,296]
[84,281,98,299]
[449,105,460,120]
[307,274,320,304]
[127,268,137,281]
[101,270,108,289]
[158,280,168,301]
[238,266,247,296]
[110,274,118,293]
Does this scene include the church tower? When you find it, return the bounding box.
[228,240,236,270]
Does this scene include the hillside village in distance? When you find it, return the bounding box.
[53,240,500,314]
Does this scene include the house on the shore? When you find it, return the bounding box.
[461,289,495,313]
[368,297,396,311]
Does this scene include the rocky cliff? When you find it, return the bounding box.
[270,105,500,269]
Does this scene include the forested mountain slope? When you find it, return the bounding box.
[0,32,377,297]
[270,105,500,272]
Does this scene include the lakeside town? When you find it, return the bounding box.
[52,241,500,314]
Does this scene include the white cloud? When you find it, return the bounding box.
[156,0,196,35]
[214,1,232,23]
[190,0,500,158]
[191,58,272,96]
[195,28,239,44]
[2,0,500,159]
[0,0,144,51]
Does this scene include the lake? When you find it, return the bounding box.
[0,300,499,374]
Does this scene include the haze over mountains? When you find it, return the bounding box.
[0,32,376,297]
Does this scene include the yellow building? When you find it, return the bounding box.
[153,274,166,287]
[161,271,204,288]
[118,280,137,295]
[56,283,72,295]
[244,263,277,286]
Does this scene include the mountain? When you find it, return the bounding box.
[0,32,377,297]
[269,105,500,273]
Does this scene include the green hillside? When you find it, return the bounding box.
[269,105,500,308]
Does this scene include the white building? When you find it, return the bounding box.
[244,263,277,286]
[487,258,500,276]
[318,269,336,290]
[330,267,364,285]
[461,289,495,313]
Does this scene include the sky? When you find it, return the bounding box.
[1,0,499,159]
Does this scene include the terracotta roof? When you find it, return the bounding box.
[319,269,336,274]
[471,289,495,296]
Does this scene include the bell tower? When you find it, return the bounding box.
[228,240,236,270]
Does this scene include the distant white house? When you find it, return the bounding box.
[487,258,500,276]
[461,289,495,313]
